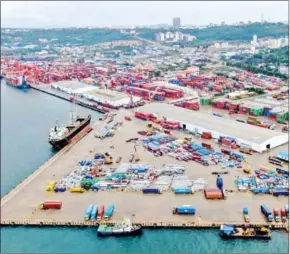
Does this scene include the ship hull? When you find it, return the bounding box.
[6,80,31,89]
[49,115,91,150]
[97,227,142,237]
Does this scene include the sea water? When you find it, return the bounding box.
[1,83,288,253]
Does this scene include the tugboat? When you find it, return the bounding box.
[48,113,91,150]
[220,224,271,240]
[97,218,142,237]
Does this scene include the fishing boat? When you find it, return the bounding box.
[97,218,142,237]
[5,75,30,89]
[48,95,91,149]
[104,204,115,220]
[97,205,105,221]
[220,224,271,240]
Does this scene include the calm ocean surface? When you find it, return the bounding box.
[1,83,288,253]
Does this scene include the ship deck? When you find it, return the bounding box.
[1,108,288,229]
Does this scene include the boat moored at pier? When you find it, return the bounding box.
[97,218,142,237]
[220,224,271,240]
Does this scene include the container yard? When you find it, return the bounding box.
[1,109,288,229]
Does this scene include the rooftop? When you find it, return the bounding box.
[53,80,88,90]
[137,103,288,144]
[83,89,127,101]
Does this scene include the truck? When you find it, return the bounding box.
[285,204,289,218]
[261,205,273,222]
[104,204,115,220]
[173,205,196,215]
[90,205,98,222]
[40,201,62,210]
[243,207,250,223]
[268,156,283,167]
[273,208,280,222]
[281,208,287,222]
[85,204,94,221]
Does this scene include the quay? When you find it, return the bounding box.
[30,85,107,114]
[1,106,288,231]
[1,219,288,231]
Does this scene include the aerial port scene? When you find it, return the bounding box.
[1,1,289,253]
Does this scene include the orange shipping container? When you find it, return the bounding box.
[204,188,223,199]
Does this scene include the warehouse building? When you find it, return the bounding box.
[83,89,141,108]
[52,80,97,94]
[137,103,288,153]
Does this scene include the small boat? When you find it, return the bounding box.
[97,218,142,237]
[104,204,115,220]
[220,224,271,240]
[97,205,105,221]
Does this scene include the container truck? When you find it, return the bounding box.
[40,201,62,210]
[260,205,273,222]
[273,208,280,222]
[142,187,162,194]
[281,208,287,222]
[97,205,105,221]
[90,205,98,222]
[85,204,94,221]
[243,207,250,222]
[268,156,283,167]
[173,205,196,215]
[69,187,85,193]
[104,204,115,220]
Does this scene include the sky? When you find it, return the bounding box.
[1,1,288,28]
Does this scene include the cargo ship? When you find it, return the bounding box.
[5,75,30,89]
[220,224,271,240]
[97,218,142,237]
[48,113,91,150]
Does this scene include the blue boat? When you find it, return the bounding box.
[5,75,31,89]
[90,205,98,221]
[84,204,94,221]
[104,204,115,220]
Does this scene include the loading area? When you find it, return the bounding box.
[1,108,288,227]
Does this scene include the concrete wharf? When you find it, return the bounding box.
[30,85,107,114]
[1,219,288,231]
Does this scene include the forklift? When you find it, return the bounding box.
[134,145,140,162]
[146,124,153,136]
[243,160,251,174]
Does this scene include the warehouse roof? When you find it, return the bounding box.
[84,89,127,101]
[138,103,288,144]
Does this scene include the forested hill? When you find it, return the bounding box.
[136,22,288,42]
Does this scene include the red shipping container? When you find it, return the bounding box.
[41,201,62,210]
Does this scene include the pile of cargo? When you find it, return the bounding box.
[235,171,289,196]
[174,99,200,111]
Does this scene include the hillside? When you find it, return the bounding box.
[136,22,289,42]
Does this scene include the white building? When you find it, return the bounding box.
[137,103,288,153]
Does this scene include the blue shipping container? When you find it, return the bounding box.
[174,188,191,194]
[261,205,271,216]
[104,204,115,219]
[90,205,98,221]
[176,206,196,214]
[143,187,161,194]
[85,204,94,220]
